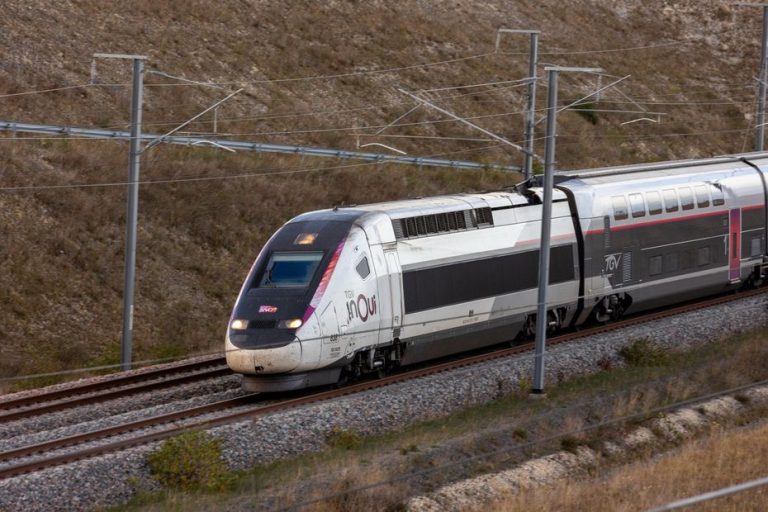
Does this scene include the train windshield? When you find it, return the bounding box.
[256,252,324,288]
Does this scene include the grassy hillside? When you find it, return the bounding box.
[0,1,764,385]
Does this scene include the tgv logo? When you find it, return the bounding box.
[604,253,622,273]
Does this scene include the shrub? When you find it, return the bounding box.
[147,430,232,492]
[619,339,670,367]
[573,101,600,125]
[325,427,363,450]
[560,436,581,453]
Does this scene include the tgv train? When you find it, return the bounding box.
[226,153,768,392]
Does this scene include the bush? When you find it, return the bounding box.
[560,436,581,453]
[147,430,233,492]
[325,427,363,450]
[619,339,670,367]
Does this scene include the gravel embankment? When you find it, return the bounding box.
[1,295,767,511]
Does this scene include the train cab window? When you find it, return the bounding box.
[663,189,679,212]
[629,193,646,218]
[355,257,371,279]
[612,196,628,221]
[711,186,725,206]
[678,187,694,210]
[256,252,324,288]
[694,185,710,208]
[646,192,662,215]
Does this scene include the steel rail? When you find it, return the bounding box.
[0,366,233,423]
[0,394,259,469]
[0,355,226,413]
[0,287,765,480]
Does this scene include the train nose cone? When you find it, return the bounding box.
[225,334,302,374]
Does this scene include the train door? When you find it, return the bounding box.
[384,249,403,340]
[729,208,742,282]
[319,303,342,363]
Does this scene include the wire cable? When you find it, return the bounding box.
[0,143,508,192]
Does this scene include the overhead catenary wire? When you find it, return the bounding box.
[0,142,510,192]
[136,41,690,89]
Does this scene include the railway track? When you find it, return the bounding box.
[0,287,765,481]
[0,355,229,423]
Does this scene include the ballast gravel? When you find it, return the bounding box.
[0,375,242,443]
[1,295,767,511]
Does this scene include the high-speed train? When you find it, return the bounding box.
[226,152,768,392]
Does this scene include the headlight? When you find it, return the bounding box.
[278,318,303,329]
[230,319,249,330]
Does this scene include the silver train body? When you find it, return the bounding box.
[226,153,768,392]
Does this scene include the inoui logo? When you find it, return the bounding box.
[604,253,622,273]
[347,294,377,323]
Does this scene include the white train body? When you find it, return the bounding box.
[226,153,768,392]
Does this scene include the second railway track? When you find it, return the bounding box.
[0,355,229,422]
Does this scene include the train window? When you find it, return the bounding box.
[629,193,646,218]
[611,196,628,221]
[697,246,710,266]
[663,189,679,212]
[664,252,679,272]
[711,186,725,206]
[752,237,762,257]
[678,187,694,210]
[646,192,662,215]
[694,185,710,208]
[256,252,324,288]
[649,255,662,276]
[355,257,371,279]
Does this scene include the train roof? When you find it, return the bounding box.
[557,151,768,184]
[348,189,567,219]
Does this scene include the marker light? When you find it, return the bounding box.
[230,319,249,330]
[278,318,303,329]
[294,233,318,245]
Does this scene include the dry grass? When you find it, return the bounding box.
[495,422,768,512]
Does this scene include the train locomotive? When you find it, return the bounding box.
[226,153,768,392]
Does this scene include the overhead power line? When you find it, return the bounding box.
[0,142,508,192]
[0,120,519,173]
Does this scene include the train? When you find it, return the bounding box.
[225,152,768,392]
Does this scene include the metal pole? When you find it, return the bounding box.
[757,5,768,151]
[532,68,558,394]
[121,58,144,371]
[523,32,539,179]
